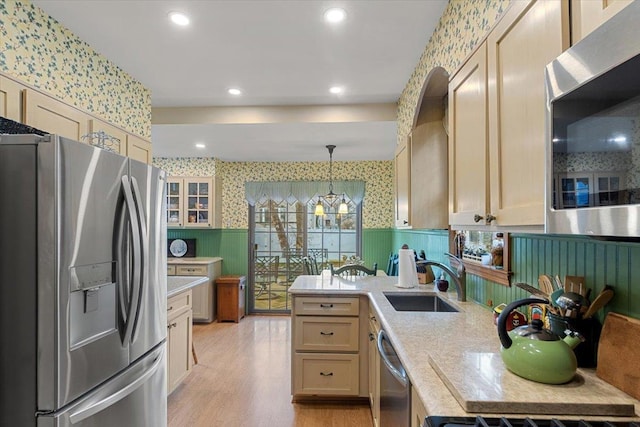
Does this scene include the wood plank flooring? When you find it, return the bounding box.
[168,315,373,427]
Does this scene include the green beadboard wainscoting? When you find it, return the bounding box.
[167,229,249,276]
[168,227,639,320]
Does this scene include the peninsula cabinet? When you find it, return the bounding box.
[167,258,222,323]
[571,0,633,43]
[291,295,369,400]
[411,386,428,427]
[394,136,411,228]
[368,303,381,427]
[449,0,569,229]
[166,177,222,229]
[167,289,193,395]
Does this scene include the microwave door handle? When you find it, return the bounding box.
[121,175,141,345]
[129,176,147,342]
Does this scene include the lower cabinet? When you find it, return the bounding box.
[411,386,428,427]
[167,290,193,395]
[291,295,369,400]
[168,258,222,323]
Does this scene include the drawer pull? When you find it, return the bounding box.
[167,322,177,329]
[369,332,375,341]
[319,372,334,377]
[319,304,334,308]
[320,331,334,336]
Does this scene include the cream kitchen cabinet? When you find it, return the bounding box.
[126,133,152,164]
[291,295,369,400]
[411,386,428,427]
[166,177,222,228]
[571,0,633,43]
[368,303,381,427]
[167,257,222,323]
[449,0,569,229]
[23,88,89,141]
[449,42,489,228]
[394,136,411,228]
[167,289,193,395]
[0,75,27,122]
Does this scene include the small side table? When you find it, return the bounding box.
[216,275,246,323]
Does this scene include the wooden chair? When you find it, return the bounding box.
[254,255,280,299]
[331,263,378,278]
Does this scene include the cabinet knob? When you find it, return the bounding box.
[486,214,496,223]
[473,214,483,223]
[369,333,375,341]
[403,220,408,225]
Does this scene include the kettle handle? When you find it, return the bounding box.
[497,297,547,349]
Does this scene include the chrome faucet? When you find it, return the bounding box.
[417,253,466,302]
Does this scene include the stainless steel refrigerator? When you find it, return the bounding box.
[0,134,167,427]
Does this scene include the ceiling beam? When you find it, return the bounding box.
[152,103,397,125]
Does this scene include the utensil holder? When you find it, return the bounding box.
[547,312,601,368]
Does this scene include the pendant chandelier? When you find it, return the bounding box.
[315,145,348,216]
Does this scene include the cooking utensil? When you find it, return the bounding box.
[538,275,554,296]
[515,282,549,300]
[549,288,564,308]
[497,298,583,384]
[564,275,585,295]
[583,287,614,319]
[553,275,563,291]
[555,291,589,314]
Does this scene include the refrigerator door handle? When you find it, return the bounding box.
[67,346,164,424]
[129,176,147,342]
[115,192,129,325]
[121,175,142,345]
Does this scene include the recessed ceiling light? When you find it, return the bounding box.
[324,8,346,24]
[195,143,205,149]
[169,12,190,26]
[329,86,343,94]
[228,88,242,96]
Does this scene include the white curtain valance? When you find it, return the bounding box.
[245,181,365,206]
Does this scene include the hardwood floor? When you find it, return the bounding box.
[168,315,373,427]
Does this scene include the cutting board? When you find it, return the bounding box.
[429,352,636,415]
[597,312,640,400]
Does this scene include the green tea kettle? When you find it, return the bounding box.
[497,298,583,384]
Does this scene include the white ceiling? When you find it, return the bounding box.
[31,0,448,161]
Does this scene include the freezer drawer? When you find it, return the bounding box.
[37,344,167,427]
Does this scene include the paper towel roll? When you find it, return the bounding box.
[396,249,418,288]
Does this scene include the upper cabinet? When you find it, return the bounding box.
[449,0,569,229]
[0,75,27,122]
[394,137,411,228]
[167,177,222,228]
[23,88,89,141]
[449,43,489,228]
[571,0,634,43]
[126,134,153,164]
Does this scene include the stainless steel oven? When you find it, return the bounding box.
[545,1,640,238]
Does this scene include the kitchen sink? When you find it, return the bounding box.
[384,293,459,312]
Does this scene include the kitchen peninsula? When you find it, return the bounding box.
[289,274,640,424]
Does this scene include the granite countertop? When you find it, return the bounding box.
[167,256,222,265]
[167,275,209,297]
[289,273,640,419]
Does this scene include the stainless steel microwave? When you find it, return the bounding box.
[545,2,640,238]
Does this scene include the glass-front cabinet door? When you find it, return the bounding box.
[166,177,218,228]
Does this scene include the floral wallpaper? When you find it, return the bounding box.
[153,157,394,229]
[0,0,151,138]
[397,0,509,145]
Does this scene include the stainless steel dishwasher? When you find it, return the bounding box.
[377,329,410,427]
